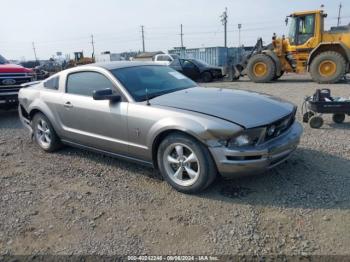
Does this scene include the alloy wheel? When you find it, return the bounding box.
[35,118,52,148]
[163,143,200,187]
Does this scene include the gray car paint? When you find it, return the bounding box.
[18,62,302,176]
[150,87,295,128]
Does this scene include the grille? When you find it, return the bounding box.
[0,73,32,87]
[265,109,296,141]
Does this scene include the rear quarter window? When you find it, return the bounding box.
[43,76,59,90]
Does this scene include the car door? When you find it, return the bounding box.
[57,70,129,155]
[181,59,201,80]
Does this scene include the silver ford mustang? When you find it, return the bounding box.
[18,62,303,193]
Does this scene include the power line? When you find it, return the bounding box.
[141,25,145,52]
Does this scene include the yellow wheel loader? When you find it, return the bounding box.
[233,10,350,84]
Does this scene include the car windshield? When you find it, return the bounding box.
[111,65,197,102]
[192,59,209,67]
[0,54,8,64]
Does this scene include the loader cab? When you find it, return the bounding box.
[287,14,315,46]
[286,10,324,49]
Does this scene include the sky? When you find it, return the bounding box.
[1,0,349,61]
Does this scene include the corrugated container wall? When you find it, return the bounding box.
[169,47,245,67]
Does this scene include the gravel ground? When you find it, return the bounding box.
[0,74,349,256]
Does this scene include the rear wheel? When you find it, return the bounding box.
[32,113,62,152]
[157,133,216,193]
[310,51,346,84]
[332,113,345,124]
[247,54,276,83]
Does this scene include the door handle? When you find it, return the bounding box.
[64,102,73,108]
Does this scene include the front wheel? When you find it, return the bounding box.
[32,113,62,152]
[247,54,276,83]
[157,133,217,193]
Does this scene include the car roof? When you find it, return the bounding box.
[92,61,161,70]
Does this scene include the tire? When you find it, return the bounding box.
[32,112,62,152]
[332,113,345,123]
[302,111,314,123]
[309,116,324,129]
[247,54,276,83]
[310,51,346,84]
[157,133,217,193]
[201,71,213,83]
[273,70,284,80]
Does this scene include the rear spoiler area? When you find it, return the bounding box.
[21,80,42,88]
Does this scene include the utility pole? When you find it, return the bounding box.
[337,2,342,26]
[238,24,242,47]
[91,34,95,59]
[221,7,228,47]
[141,25,145,52]
[32,42,38,62]
[180,24,184,48]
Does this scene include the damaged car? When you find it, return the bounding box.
[18,62,303,193]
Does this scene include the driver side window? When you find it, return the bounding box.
[297,14,315,45]
[66,71,115,97]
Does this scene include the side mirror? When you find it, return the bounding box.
[93,88,121,102]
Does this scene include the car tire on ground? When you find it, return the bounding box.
[157,133,217,194]
[332,113,345,124]
[309,51,346,84]
[32,112,62,152]
[309,116,324,129]
[247,54,276,83]
[201,71,213,83]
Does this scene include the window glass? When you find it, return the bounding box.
[297,14,315,45]
[182,60,196,69]
[157,55,165,61]
[66,71,115,96]
[43,76,59,90]
[111,65,196,102]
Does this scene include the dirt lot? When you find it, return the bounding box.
[1,74,349,256]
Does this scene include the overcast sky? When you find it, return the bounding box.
[1,0,349,60]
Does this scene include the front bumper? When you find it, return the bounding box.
[209,122,303,178]
[0,90,19,107]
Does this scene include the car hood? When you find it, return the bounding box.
[0,64,33,73]
[150,87,296,128]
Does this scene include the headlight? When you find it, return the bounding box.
[228,128,265,148]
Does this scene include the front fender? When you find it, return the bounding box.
[147,116,243,150]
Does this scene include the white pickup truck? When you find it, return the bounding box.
[153,54,179,65]
[133,53,179,65]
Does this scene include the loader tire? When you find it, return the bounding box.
[273,71,284,80]
[310,51,346,84]
[247,54,276,83]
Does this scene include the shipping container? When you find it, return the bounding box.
[168,46,247,67]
